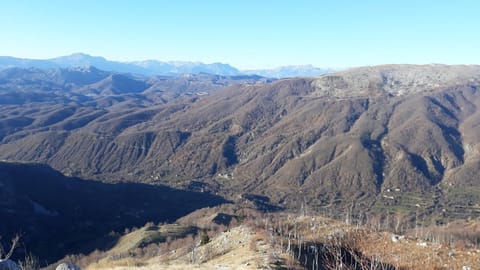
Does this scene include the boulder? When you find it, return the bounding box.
[55,262,81,270]
[390,234,405,243]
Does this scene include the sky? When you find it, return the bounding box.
[1,0,479,69]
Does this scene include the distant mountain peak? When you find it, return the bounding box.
[65,52,93,58]
[56,52,105,60]
[244,65,334,78]
[0,53,334,78]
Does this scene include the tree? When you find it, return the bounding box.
[18,253,39,270]
[200,230,210,245]
[0,234,20,260]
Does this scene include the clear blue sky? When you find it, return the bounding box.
[1,0,479,69]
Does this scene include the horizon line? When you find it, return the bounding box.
[2,53,480,71]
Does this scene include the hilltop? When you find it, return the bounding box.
[54,208,480,270]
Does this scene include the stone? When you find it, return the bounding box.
[55,262,81,270]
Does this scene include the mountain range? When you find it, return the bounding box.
[2,63,480,266]
[0,53,333,78]
[1,64,479,223]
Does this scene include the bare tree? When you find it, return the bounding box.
[0,234,21,260]
[18,253,39,270]
[394,212,405,234]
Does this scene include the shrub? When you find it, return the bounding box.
[200,230,210,245]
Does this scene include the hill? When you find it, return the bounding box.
[57,210,480,270]
[1,65,480,221]
[0,161,226,263]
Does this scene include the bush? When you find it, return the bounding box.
[200,230,210,245]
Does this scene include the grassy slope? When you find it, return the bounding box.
[83,213,480,270]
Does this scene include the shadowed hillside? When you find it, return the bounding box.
[0,162,227,263]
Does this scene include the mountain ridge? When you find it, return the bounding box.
[0,65,273,105]
[0,53,333,78]
[1,64,479,222]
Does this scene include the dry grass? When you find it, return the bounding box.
[107,224,195,255]
[357,230,480,269]
[274,215,480,269]
[407,219,480,247]
[87,257,147,270]
[88,225,271,270]
[72,211,480,270]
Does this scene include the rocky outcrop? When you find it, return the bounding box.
[55,263,81,270]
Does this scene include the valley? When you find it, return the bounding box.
[1,65,480,217]
[1,64,480,268]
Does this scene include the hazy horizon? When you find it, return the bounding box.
[0,52,339,70]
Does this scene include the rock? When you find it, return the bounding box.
[390,234,405,243]
[55,262,81,270]
[0,259,19,270]
[462,266,471,270]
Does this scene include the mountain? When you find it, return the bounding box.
[0,66,272,106]
[50,53,149,75]
[0,53,333,78]
[0,53,241,76]
[244,64,334,78]
[131,60,240,76]
[1,64,479,222]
